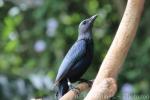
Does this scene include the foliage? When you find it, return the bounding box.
[0,0,150,99]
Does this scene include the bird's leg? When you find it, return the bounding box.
[67,79,80,97]
[78,78,93,87]
[67,79,74,90]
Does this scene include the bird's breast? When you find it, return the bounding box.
[85,39,93,59]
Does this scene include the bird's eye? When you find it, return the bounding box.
[83,21,87,25]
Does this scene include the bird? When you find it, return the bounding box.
[55,15,97,99]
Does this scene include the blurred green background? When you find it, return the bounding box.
[0,0,150,100]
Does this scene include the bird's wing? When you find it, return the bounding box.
[55,39,86,84]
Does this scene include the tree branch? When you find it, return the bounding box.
[60,81,93,100]
[85,0,144,100]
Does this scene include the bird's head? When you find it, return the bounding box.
[78,15,97,40]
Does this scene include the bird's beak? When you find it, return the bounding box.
[89,15,97,24]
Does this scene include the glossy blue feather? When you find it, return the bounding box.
[55,39,87,83]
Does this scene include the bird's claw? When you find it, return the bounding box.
[72,87,80,98]
[67,79,75,90]
[67,79,80,97]
[69,84,75,90]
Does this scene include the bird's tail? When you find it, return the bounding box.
[56,79,69,99]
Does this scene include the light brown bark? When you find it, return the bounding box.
[85,0,144,100]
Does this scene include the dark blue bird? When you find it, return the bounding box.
[55,15,97,99]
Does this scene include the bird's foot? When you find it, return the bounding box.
[69,85,80,97]
[69,84,75,90]
[67,79,80,98]
[72,87,80,98]
[67,79,75,90]
[78,78,93,87]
